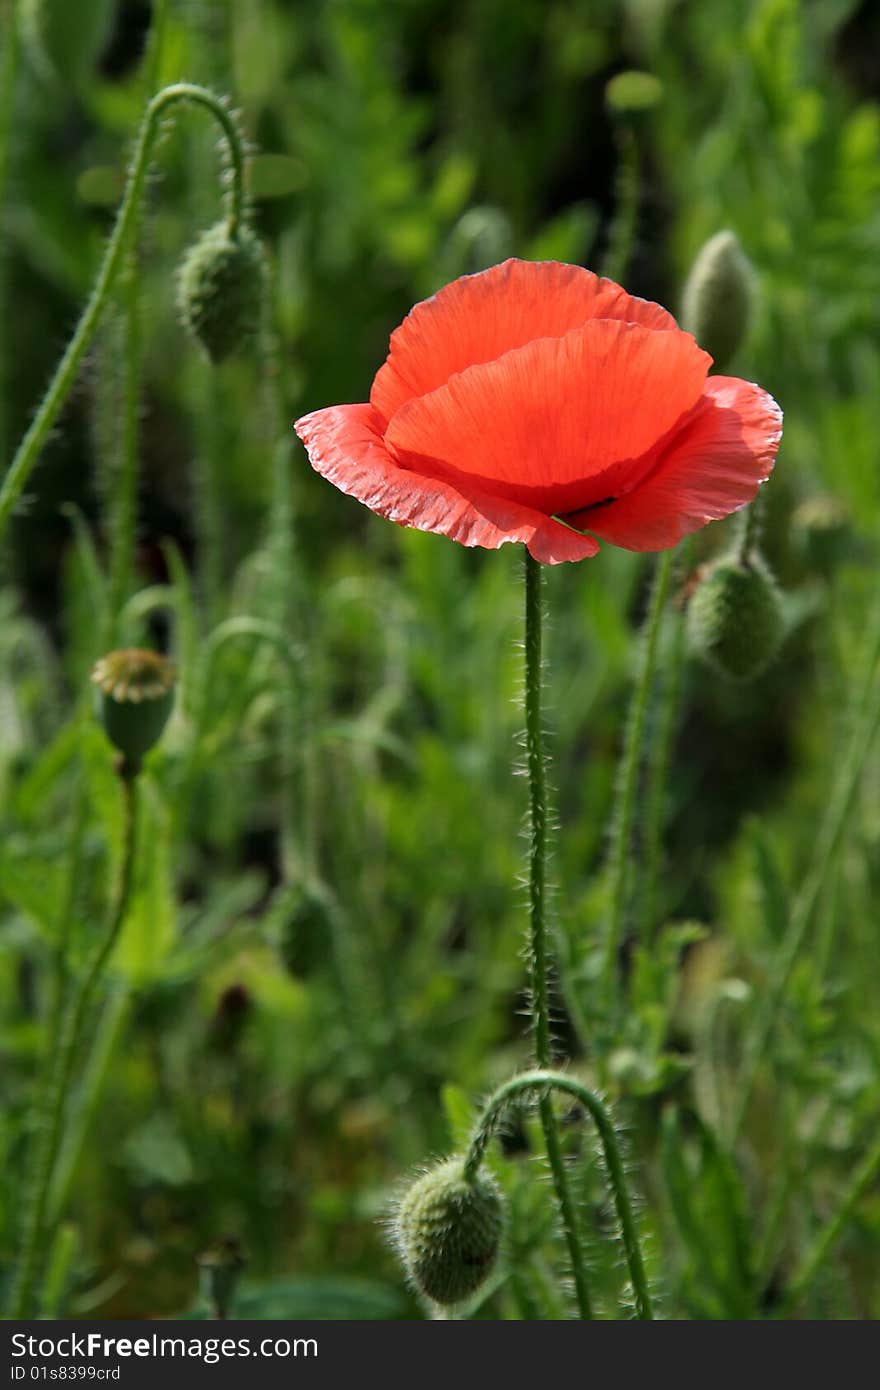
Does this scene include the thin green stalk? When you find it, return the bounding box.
[780,1132,880,1315]
[601,549,674,1008]
[464,1069,654,1320]
[523,552,592,1320]
[733,599,880,1140]
[0,82,247,539]
[7,774,139,1318]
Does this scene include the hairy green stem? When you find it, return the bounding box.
[464,1069,654,1319]
[602,549,674,1008]
[733,597,880,1139]
[523,552,592,1320]
[7,774,139,1318]
[0,82,247,539]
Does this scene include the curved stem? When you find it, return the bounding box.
[7,774,139,1318]
[523,552,592,1320]
[602,549,674,1009]
[464,1069,654,1320]
[0,82,247,540]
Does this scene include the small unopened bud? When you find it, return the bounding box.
[91,648,175,774]
[681,230,754,371]
[177,221,266,363]
[197,1237,245,1319]
[393,1157,503,1307]
[687,551,784,681]
[791,494,851,574]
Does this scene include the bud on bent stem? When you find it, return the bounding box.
[393,1157,504,1309]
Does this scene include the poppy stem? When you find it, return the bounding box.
[0,82,248,542]
[523,551,593,1320]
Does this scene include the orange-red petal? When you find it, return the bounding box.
[568,377,783,551]
[370,259,681,425]
[294,403,600,564]
[384,319,711,509]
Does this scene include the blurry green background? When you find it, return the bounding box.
[2,0,880,1319]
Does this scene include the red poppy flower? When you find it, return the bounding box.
[295,259,782,564]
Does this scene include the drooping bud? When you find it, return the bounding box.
[393,1157,504,1307]
[681,230,754,371]
[91,648,175,774]
[687,551,784,681]
[176,221,266,363]
[791,494,851,575]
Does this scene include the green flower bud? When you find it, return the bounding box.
[393,1157,504,1307]
[91,648,175,773]
[681,230,754,371]
[176,221,266,363]
[687,551,784,681]
[791,494,851,575]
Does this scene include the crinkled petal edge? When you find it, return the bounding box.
[294,402,599,565]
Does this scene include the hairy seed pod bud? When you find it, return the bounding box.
[791,494,851,575]
[687,551,784,681]
[91,648,175,775]
[681,230,754,371]
[176,221,266,363]
[393,1157,504,1307]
